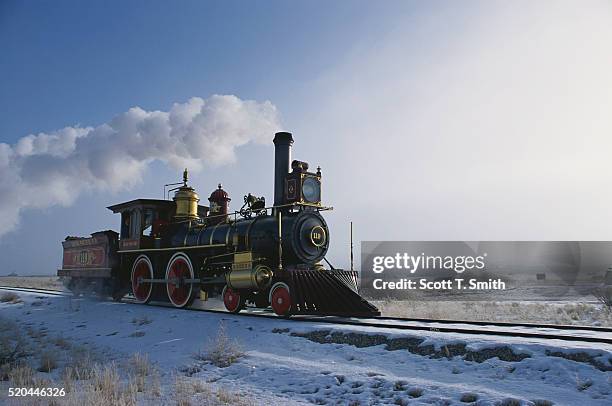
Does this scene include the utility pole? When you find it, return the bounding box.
[350,221,354,271]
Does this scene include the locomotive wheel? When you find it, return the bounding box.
[270,282,292,316]
[165,253,195,308]
[131,255,154,304]
[222,286,244,313]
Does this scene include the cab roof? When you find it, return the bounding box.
[107,199,209,214]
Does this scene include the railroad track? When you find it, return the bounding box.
[2,285,611,345]
[0,285,69,297]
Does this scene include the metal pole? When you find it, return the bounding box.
[350,221,354,271]
[164,182,183,200]
[278,211,283,271]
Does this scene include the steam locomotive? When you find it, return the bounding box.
[58,132,379,317]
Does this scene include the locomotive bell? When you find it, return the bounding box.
[208,183,231,224]
[174,169,200,220]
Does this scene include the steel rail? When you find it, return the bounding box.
[142,302,612,345]
[360,314,612,333]
[0,286,69,297]
[2,286,610,345]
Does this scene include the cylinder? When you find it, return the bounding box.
[226,265,273,290]
[273,132,294,208]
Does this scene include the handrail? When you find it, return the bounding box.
[163,182,183,200]
[169,203,334,224]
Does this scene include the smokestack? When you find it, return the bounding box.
[273,132,294,208]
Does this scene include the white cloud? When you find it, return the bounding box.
[0,95,281,237]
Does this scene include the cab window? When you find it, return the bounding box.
[129,210,139,238]
[121,213,130,238]
[142,209,154,236]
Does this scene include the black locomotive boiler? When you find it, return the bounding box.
[58,132,379,317]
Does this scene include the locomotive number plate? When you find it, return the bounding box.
[310,226,327,247]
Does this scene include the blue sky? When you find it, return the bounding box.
[0,0,402,139]
[2,1,612,275]
[1,0,416,273]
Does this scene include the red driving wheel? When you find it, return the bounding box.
[165,253,194,308]
[131,255,153,304]
[270,283,292,316]
[223,286,243,313]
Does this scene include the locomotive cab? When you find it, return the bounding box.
[108,198,209,250]
[110,200,169,250]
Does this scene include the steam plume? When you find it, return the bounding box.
[0,95,281,237]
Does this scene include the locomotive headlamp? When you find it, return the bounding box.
[285,171,322,206]
[302,177,321,203]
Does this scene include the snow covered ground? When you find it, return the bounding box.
[1,289,611,405]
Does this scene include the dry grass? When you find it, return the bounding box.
[375,299,612,327]
[531,400,554,406]
[195,321,244,368]
[8,364,35,386]
[38,350,58,372]
[216,387,246,404]
[0,329,26,389]
[0,336,28,366]
[63,347,96,380]
[498,399,522,406]
[0,362,11,381]
[0,315,247,405]
[175,375,197,406]
[131,316,153,326]
[129,352,151,377]
[0,291,22,304]
[55,348,162,404]
[26,326,47,340]
[0,316,139,405]
[58,363,138,406]
[460,392,478,402]
[52,349,162,403]
[150,369,162,397]
[593,286,612,310]
[128,353,152,393]
[0,318,30,379]
[174,375,250,406]
[60,366,76,393]
[91,363,120,391]
[407,387,424,398]
[52,335,72,350]
[0,276,64,290]
[575,374,593,391]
